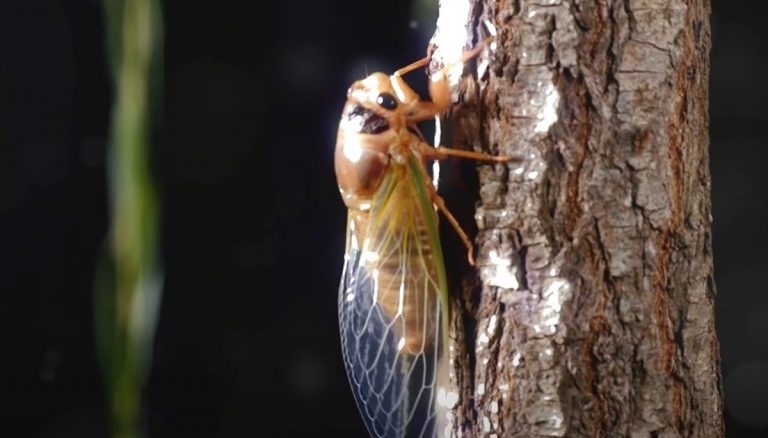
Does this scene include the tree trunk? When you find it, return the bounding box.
[431,0,723,436]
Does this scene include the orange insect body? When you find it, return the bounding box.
[335,72,444,355]
[335,40,512,438]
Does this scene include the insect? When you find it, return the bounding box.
[335,39,513,438]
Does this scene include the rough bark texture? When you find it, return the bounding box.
[432,0,723,436]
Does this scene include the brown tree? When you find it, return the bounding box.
[430,0,723,436]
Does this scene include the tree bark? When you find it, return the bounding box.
[431,0,723,436]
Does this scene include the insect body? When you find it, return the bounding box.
[335,41,511,438]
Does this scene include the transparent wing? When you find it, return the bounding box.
[339,164,448,438]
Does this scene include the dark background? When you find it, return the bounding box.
[0,0,765,436]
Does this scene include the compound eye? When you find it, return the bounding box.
[376,92,398,110]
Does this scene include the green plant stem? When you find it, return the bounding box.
[99,0,162,437]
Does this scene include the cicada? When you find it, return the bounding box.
[335,41,511,438]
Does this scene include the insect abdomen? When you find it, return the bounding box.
[371,218,439,356]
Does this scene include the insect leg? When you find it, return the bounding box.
[434,146,521,163]
[394,56,430,77]
[404,38,496,123]
[415,141,521,164]
[431,190,476,266]
[394,37,489,79]
[428,37,495,114]
[410,149,477,266]
[390,57,431,107]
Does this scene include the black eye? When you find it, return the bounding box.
[377,92,398,110]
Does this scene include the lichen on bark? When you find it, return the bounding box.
[430,0,723,436]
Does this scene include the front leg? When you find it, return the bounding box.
[398,38,495,124]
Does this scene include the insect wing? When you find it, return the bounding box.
[339,167,447,438]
